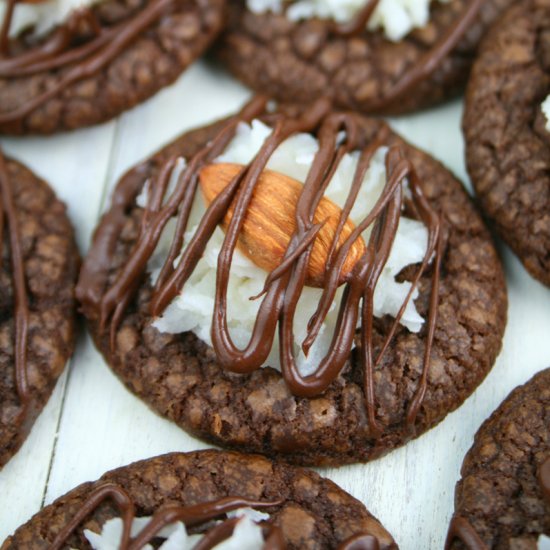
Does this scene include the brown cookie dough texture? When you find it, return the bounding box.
[78,108,507,467]
[0,0,224,135]
[2,450,398,549]
[447,369,550,549]
[463,0,550,286]
[218,0,515,115]
[0,157,79,468]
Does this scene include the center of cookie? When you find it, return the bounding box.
[146,118,428,376]
[247,0,451,41]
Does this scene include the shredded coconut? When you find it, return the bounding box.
[542,96,550,132]
[83,510,265,550]
[247,0,451,42]
[0,0,105,39]
[146,119,428,377]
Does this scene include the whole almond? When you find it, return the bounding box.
[199,163,366,288]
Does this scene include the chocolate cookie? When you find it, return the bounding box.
[446,368,550,550]
[218,0,515,116]
[2,449,398,549]
[0,0,224,135]
[0,151,79,468]
[77,98,507,467]
[463,0,550,287]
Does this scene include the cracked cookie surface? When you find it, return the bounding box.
[0,0,224,135]
[0,157,79,468]
[2,449,397,549]
[219,0,515,115]
[463,0,550,287]
[446,368,550,550]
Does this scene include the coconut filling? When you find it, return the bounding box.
[542,96,550,132]
[0,0,105,39]
[246,0,451,42]
[79,508,269,550]
[141,119,428,377]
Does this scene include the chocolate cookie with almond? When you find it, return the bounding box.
[77,98,507,466]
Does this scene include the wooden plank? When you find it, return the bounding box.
[0,122,116,540]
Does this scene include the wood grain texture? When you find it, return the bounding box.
[0,61,549,550]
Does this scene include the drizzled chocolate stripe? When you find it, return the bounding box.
[338,534,381,550]
[444,517,488,550]
[540,456,550,503]
[80,96,445,440]
[0,0,177,125]
[49,482,285,550]
[47,480,381,549]
[330,0,381,36]
[0,150,31,416]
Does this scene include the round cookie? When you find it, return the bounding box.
[2,449,398,549]
[463,0,550,287]
[0,0,225,135]
[446,368,550,550]
[218,0,515,116]
[0,151,79,468]
[77,99,507,467]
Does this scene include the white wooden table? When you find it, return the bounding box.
[1,60,549,549]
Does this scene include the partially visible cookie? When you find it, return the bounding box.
[0,151,79,468]
[2,449,398,549]
[446,368,550,550]
[463,0,550,286]
[0,0,225,135]
[219,0,515,115]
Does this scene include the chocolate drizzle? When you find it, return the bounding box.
[331,0,381,37]
[0,150,31,420]
[445,455,550,549]
[539,455,550,503]
[291,0,483,111]
[359,0,484,111]
[47,479,383,549]
[48,482,286,549]
[0,0,176,125]
[444,516,488,550]
[77,96,445,439]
